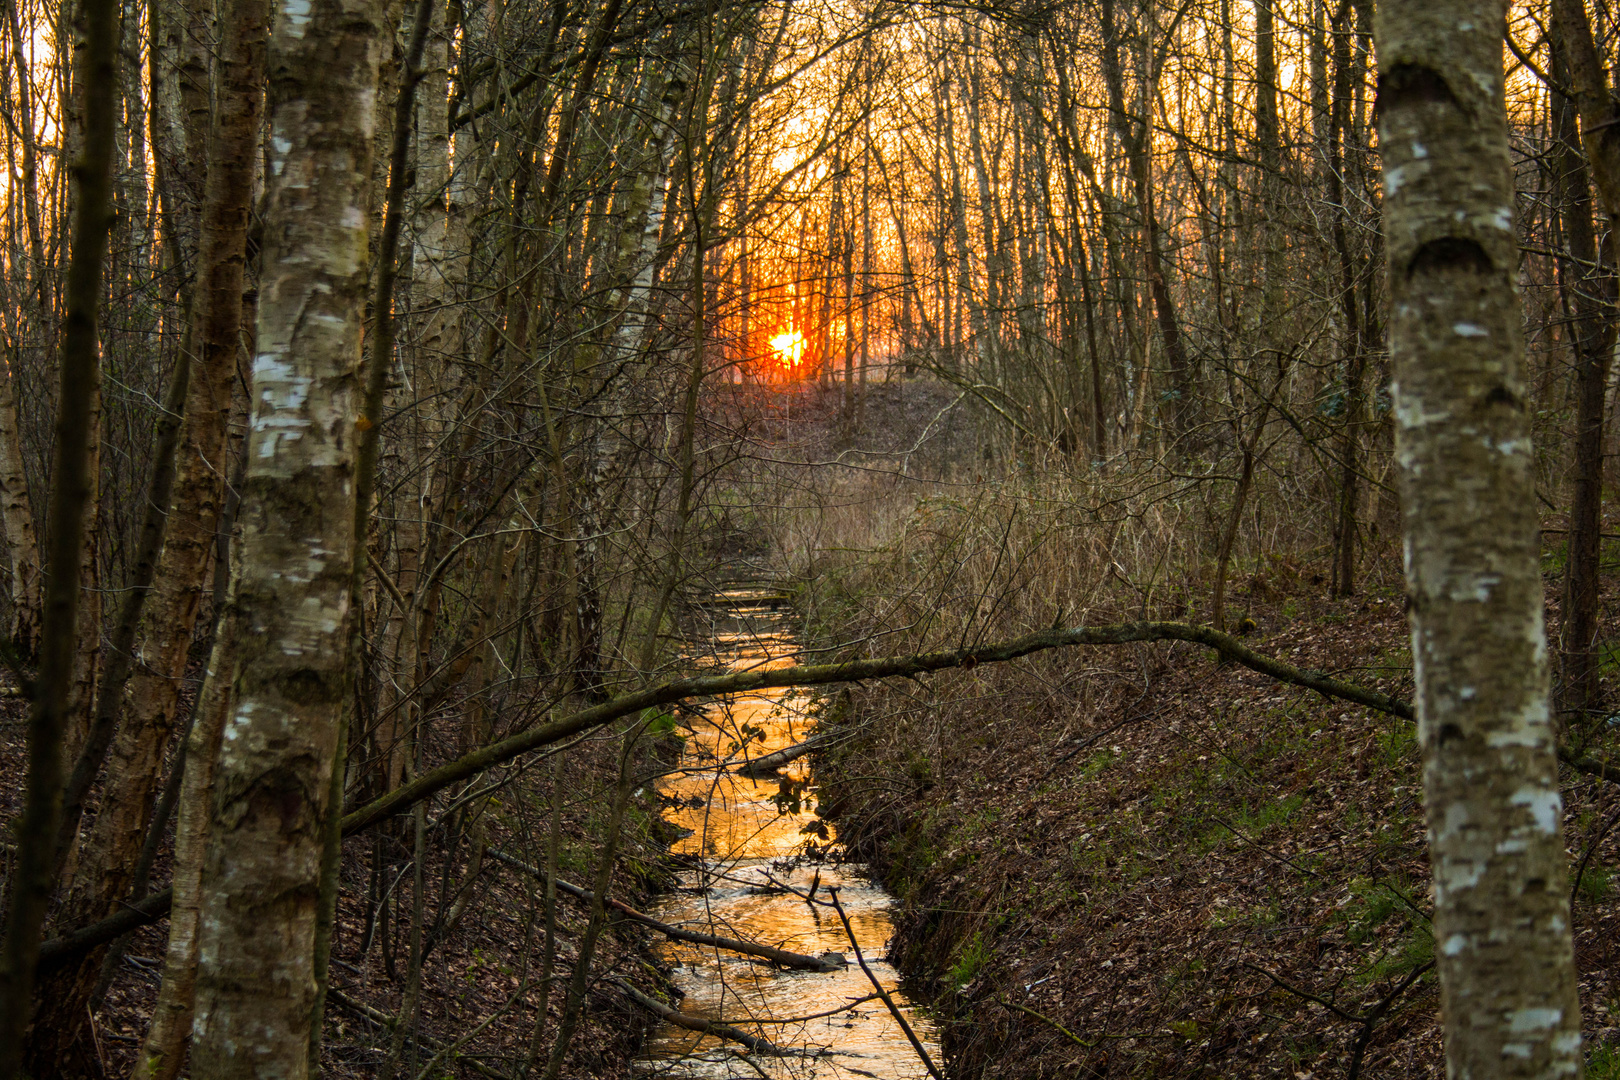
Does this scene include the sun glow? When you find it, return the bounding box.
[770,330,806,373]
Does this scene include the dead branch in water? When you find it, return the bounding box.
[485,849,843,972]
[611,979,807,1057]
[735,734,830,777]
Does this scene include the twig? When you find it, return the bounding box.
[729,1049,773,1079]
[821,887,943,1080]
[1345,961,1434,1080]
[1245,963,1360,1021]
[995,996,1177,1046]
[1247,959,1434,1080]
[996,996,1091,1048]
[1572,801,1620,904]
[486,849,840,971]
[410,984,526,1080]
[723,994,883,1026]
[1210,815,1322,879]
[327,988,512,1080]
[1042,697,1160,781]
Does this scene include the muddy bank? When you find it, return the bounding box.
[807,580,1620,1078]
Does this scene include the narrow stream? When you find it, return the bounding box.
[636,586,940,1079]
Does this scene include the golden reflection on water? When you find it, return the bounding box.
[638,595,940,1079]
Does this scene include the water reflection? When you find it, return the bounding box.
[637,591,939,1079]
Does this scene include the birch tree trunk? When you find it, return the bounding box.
[0,0,44,658]
[28,0,271,1057]
[0,347,39,658]
[188,0,382,1070]
[576,59,680,685]
[1378,1,1583,1074]
[130,570,240,1080]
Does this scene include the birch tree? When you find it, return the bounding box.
[1378,1,1583,1074]
[187,0,383,1070]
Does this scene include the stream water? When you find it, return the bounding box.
[635,586,941,1080]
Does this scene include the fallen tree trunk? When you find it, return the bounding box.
[338,619,1414,836]
[36,620,1423,964]
[485,849,842,972]
[735,735,828,778]
[611,978,802,1056]
[43,621,1620,974]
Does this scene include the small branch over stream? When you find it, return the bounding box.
[822,886,943,1080]
[611,979,806,1057]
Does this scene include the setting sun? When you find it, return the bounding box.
[770,330,806,371]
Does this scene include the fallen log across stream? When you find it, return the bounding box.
[734,734,829,777]
[45,617,1620,965]
[336,620,1418,836]
[484,849,844,972]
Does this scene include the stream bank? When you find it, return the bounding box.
[805,572,1620,1079]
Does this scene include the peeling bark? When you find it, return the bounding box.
[188,0,383,1070]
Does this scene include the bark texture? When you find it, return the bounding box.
[0,0,117,1056]
[131,585,239,1080]
[1551,0,1620,225]
[26,0,272,1061]
[1551,0,1620,720]
[1377,1,1583,1074]
[0,348,40,658]
[188,0,383,1070]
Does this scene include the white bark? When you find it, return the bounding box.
[1379,1,1584,1074]
[189,0,384,1071]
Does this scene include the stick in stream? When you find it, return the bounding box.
[735,734,828,777]
[822,887,943,1080]
[485,848,843,972]
[610,979,804,1057]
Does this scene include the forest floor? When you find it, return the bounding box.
[807,551,1620,1079]
[0,690,679,1078]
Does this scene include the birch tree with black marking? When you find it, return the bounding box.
[1377,1,1583,1074]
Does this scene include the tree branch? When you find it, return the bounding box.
[36,620,1416,966]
